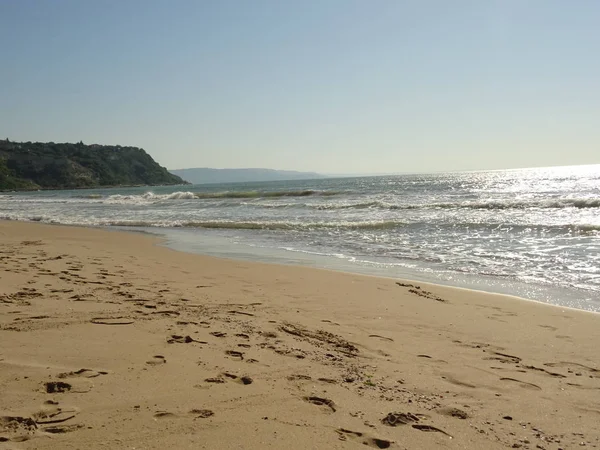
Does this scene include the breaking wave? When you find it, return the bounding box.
[423,198,600,210]
[9,191,598,211]
[107,220,404,231]
[102,190,341,203]
[312,198,600,211]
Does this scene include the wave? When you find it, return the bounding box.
[7,190,598,211]
[102,190,341,203]
[424,198,600,210]
[77,190,343,205]
[568,224,600,233]
[263,198,600,211]
[4,212,596,235]
[314,201,382,210]
[107,220,404,231]
[106,219,600,235]
[74,194,103,199]
[449,222,600,234]
[310,198,600,211]
[195,190,340,199]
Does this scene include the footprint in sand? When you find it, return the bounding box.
[369,334,394,342]
[32,402,79,425]
[43,380,93,394]
[57,368,108,378]
[225,350,244,361]
[287,374,312,382]
[335,428,393,448]
[412,424,453,437]
[0,416,38,442]
[44,381,72,394]
[210,331,227,338]
[146,355,166,366]
[520,365,566,378]
[490,366,527,374]
[0,405,82,443]
[381,412,422,426]
[21,240,43,246]
[223,372,253,385]
[42,424,84,434]
[151,310,180,317]
[544,361,599,376]
[555,335,573,341]
[484,351,521,364]
[566,382,600,390]
[303,396,336,412]
[437,407,469,419]
[204,373,253,385]
[153,409,214,419]
[152,411,177,419]
[204,377,226,384]
[90,317,134,325]
[383,413,451,436]
[500,377,542,391]
[13,315,50,322]
[167,335,207,344]
[228,310,254,317]
[188,409,215,418]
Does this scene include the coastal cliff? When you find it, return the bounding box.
[0,140,187,190]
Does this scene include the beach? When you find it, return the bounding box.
[3,167,599,311]
[1,220,599,449]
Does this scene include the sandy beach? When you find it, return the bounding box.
[1,220,599,450]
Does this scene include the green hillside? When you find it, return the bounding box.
[0,140,187,190]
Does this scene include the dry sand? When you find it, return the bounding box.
[1,220,599,449]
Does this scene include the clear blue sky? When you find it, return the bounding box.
[1,0,598,173]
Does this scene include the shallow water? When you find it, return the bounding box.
[2,164,599,311]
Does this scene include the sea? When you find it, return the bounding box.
[1,164,599,312]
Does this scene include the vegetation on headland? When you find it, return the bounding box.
[0,139,187,191]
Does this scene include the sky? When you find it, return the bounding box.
[1,0,599,173]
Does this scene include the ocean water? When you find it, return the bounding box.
[1,165,599,311]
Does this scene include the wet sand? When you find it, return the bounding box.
[1,220,599,449]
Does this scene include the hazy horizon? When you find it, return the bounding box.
[168,162,599,176]
[2,1,599,173]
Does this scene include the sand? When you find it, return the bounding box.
[1,220,599,450]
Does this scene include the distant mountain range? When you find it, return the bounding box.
[169,168,325,184]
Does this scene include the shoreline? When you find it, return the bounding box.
[1,217,597,314]
[148,225,599,313]
[1,220,600,449]
[157,229,599,317]
[4,218,594,314]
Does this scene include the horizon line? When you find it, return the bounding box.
[169,162,600,177]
